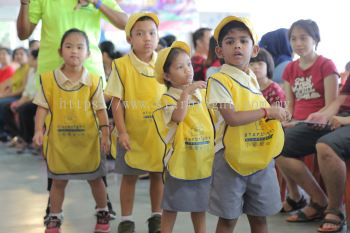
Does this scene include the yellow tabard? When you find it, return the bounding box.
[113,56,166,172]
[40,71,101,175]
[208,72,285,176]
[153,90,215,180]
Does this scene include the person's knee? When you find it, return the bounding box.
[218,217,236,228]
[248,215,267,225]
[52,180,68,189]
[316,143,337,162]
[123,174,138,184]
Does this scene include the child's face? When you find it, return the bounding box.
[165,51,194,88]
[290,26,316,57]
[59,32,89,67]
[216,28,259,72]
[249,61,267,80]
[128,20,159,55]
[0,50,11,65]
[14,48,28,65]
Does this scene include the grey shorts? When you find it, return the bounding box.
[318,125,350,161]
[115,144,147,175]
[162,172,211,212]
[208,149,281,219]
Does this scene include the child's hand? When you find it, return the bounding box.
[33,131,44,147]
[101,134,111,155]
[329,116,350,130]
[183,81,206,95]
[118,132,131,151]
[266,106,289,122]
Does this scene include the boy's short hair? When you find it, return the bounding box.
[250,48,275,79]
[155,41,191,85]
[192,27,211,49]
[125,12,159,37]
[214,16,258,46]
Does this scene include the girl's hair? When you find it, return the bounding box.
[250,48,275,79]
[204,36,218,67]
[99,41,122,59]
[60,28,90,51]
[31,49,39,59]
[163,48,187,88]
[13,47,29,60]
[288,19,320,50]
[0,47,12,57]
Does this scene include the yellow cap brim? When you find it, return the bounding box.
[214,16,258,45]
[155,41,191,84]
[125,12,159,37]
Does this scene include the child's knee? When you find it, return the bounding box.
[247,215,267,225]
[52,179,68,189]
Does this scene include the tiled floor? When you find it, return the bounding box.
[0,143,347,233]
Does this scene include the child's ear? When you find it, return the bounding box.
[58,48,62,57]
[163,73,170,81]
[126,36,132,44]
[251,45,260,58]
[215,46,224,59]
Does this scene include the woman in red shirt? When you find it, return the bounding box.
[0,47,15,84]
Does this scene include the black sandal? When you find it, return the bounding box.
[318,209,345,233]
[280,195,307,213]
[287,200,327,222]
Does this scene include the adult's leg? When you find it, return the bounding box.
[17,102,36,143]
[2,103,18,137]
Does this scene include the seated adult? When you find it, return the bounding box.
[0,47,15,84]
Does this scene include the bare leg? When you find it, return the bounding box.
[50,179,68,213]
[120,175,138,216]
[215,217,237,233]
[191,212,206,233]
[247,215,268,233]
[160,210,177,233]
[88,178,107,208]
[276,156,327,218]
[149,172,163,213]
[317,143,346,230]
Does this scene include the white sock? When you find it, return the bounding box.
[96,206,108,212]
[120,215,133,222]
[151,212,162,217]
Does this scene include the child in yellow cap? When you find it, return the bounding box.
[153,41,214,233]
[206,16,289,233]
[104,12,166,233]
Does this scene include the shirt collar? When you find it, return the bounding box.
[220,64,260,93]
[129,50,157,77]
[55,66,92,86]
[166,87,202,103]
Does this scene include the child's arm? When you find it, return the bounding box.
[329,115,350,129]
[218,104,288,127]
[171,81,206,123]
[111,97,130,150]
[33,106,48,146]
[96,109,111,155]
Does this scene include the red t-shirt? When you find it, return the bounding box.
[191,54,206,81]
[262,82,286,107]
[283,55,338,120]
[0,65,15,83]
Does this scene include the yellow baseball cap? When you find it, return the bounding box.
[125,12,159,37]
[214,16,258,45]
[155,41,191,84]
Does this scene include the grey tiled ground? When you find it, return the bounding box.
[0,143,347,233]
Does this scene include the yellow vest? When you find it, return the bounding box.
[113,56,166,172]
[153,90,215,180]
[40,71,101,175]
[208,72,284,176]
